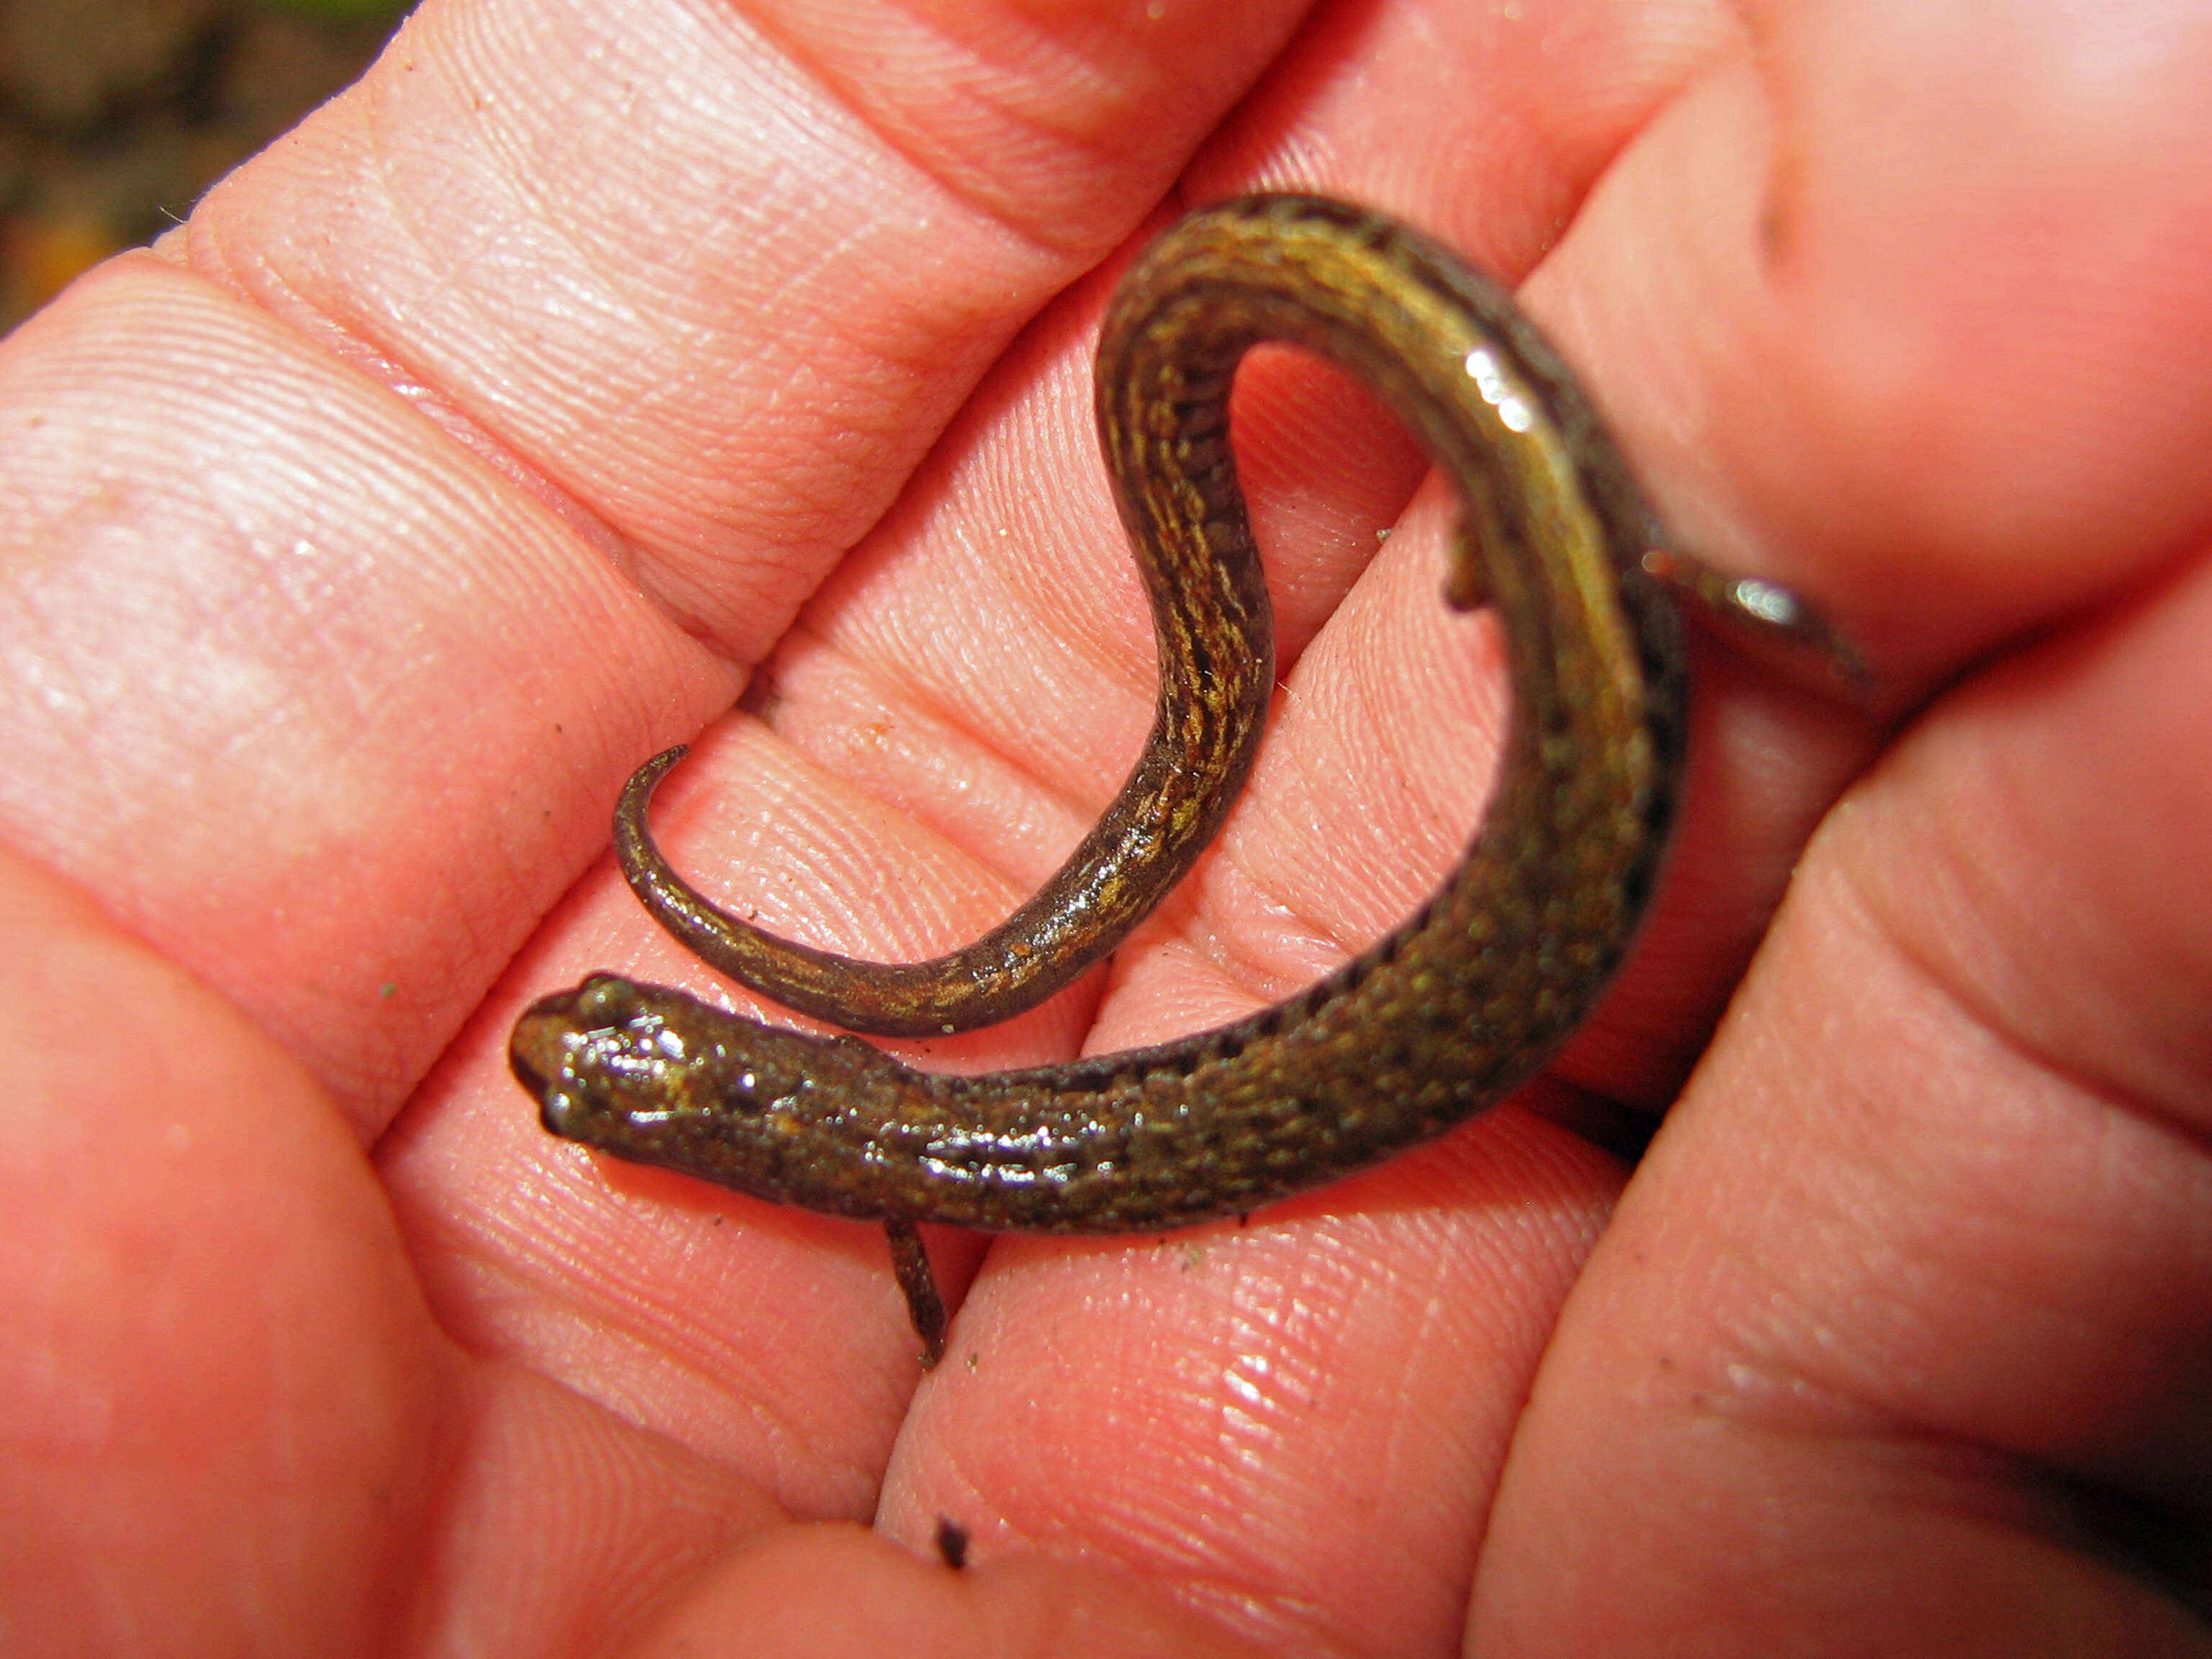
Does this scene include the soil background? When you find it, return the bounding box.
[1,0,402,333]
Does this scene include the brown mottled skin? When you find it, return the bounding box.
[511,195,1830,1364]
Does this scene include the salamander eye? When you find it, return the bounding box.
[576,974,632,1017]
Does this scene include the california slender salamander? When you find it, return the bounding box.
[509,194,1848,1364]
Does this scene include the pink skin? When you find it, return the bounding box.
[3,0,2209,1654]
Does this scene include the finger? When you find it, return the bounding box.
[0,841,449,1648]
[185,0,1314,655]
[619,1522,1272,1659]
[0,846,801,1655]
[1533,0,2212,685]
[0,260,709,1133]
[398,1359,789,1656]
[0,0,1312,1133]
[1475,518,2212,1653]
[878,1102,1627,1655]
[1486,0,2212,1087]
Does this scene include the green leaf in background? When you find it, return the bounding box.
[251,0,410,21]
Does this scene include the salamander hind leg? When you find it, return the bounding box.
[1640,547,1868,693]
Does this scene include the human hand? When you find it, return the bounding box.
[3,0,2206,1654]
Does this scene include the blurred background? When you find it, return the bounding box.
[1,0,407,333]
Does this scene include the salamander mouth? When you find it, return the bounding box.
[511,1035,591,1139]
[510,1044,548,1097]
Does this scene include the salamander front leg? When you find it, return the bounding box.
[885,1218,948,1367]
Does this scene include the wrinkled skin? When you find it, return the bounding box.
[2,0,2210,1655]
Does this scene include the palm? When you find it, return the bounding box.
[4,1,2207,1655]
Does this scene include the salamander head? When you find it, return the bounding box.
[509,974,887,1194]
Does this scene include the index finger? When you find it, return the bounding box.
[0,0,1309,1133]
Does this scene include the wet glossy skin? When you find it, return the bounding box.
[510,194,1835,1364]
